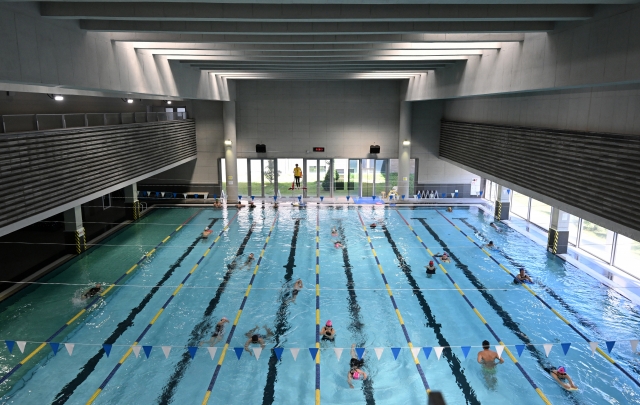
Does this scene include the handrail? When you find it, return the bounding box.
[1,111,188,134]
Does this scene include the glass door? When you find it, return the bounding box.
[263,159,276,197]
[249,159,263,197]
[306,159,319,197]
[348,159,359,197]
[361,159,375,197]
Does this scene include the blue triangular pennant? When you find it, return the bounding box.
[274,347,284,361]
[461,346,471,359]
[238,196,242,200]
[142,345,152,358]
[309,348,319,361]
[561,343,571,355]
[423,347,432,359]
[355,347,365,360]
[515,344,525,357]
[5,340,15,354]
[49,342,60,355]
[273,196,278,201]
[346,196,351,201]
[234,347,244,360]
[251,196,255,201]
[320,196,324,202]
[103,344,112,357]
[297,196,301,201]
[606,341,616,353]
[188,346,198,359]
[391,347,401,360]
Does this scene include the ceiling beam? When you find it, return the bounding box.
[81,20,554,34]
[43,3,592,21]
[170,55,469,61]
[135,42,502,51]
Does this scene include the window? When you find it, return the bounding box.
[277,158,303,196]
[102,194,111,210]
[529,199,551,230]
[250,159,263,197]
[263,159,276,197]
[614,234,640,277]
[568,215,580,246]
[511,191,530,219]
[579,219,614,262]
[237,159,248,197]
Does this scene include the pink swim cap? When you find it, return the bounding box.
[557,367,566,374]
[352,371,360,380]
[326,320,332,327]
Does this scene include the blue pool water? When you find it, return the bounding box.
[1,206,639,404]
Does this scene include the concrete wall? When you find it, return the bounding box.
[235,80,401,159]
[443,83,640,135]
[406,4,640,102]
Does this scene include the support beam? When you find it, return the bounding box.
[124,183,140,221]
[548,207,571,254]
[494,184,510,221]
[63,206,86,255]
[223,86,238,203]
[81,20,555,34]
[43,3,593,22]
[398,101,412,198]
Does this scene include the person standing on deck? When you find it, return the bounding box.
[293,164,302,188]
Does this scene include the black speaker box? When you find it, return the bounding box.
[370,145,380,154]
[256,144,266,153]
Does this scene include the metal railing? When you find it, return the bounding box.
[1,111,187,133]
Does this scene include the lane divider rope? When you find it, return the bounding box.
[85,211,239,405]
[395,209,551,405]
[0,209,203,387]
[434,209,640,389]
[315,209,321,405]
[201,212,279,405]
[355,210,431,396]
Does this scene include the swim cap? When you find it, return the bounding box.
[489,241,493,244]
[557,367,566,374]
[205,227,210,230]
[221,317,228,321]
[352,371,360,380]
[429,261,434,265]
[326,320,332,327]
[251,334,259,342]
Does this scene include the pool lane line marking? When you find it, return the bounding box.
[434,210,640,389]
[202,213,279,405]
[85,211,239,405]
[315,209,321,405]
[395,210,551,405]
[355,210,431,396]
[0,209,203,387]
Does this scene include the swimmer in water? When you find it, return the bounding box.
[447,207,453,212]
[213,199,222,208]
[82,284,102,299]
[370,223,377,229]
[249,201,256,208]
[320,320,336,341]
[434,252,451,263]
[478,340,503,388]
[242,253,255,269]
[549,366,578,390]
[425,260,437,278]
[273,202,279,209]
[348,344,367,388]
[331,227,338,237]
[490,222,501,232]
[484,240,496,249]
[289,279,303,303]
[200,317,229,346]
[244,325,274,355]
[334,241,343,248]
[202,226,213,238]
[514,268,533,284]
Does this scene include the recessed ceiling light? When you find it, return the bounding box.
[54,95,64,101]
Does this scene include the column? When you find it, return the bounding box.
[494,185,511,220]
[223,100,238,203]
[397,101,412,199]
[548,207,570,254]
[63,206,86,255]
[124,183,140,220]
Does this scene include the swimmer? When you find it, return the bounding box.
[549,366,578,390]
[434,252,451,263]
[514,268,533,284]
[202,226,213,238]
[331,227,338,237]
[334,241,343,248]
[320,320,336,341]
[244,325,274,355]
[236,202,243,209]
[348,344,367,388]
[425,260,437,278]
[199,317,229,346]
[242,253,255,269]
[370,223,377,229]
[288,279,303,303]
[483,240,496,249]
[273,202,279,209]
[82,284,102,299]
[477,340,504,368]
[447,207,453,212]
[490,222,501,232]
[213,199,222,208]
[249,201,256,208]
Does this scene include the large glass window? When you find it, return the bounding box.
[319,160,330,196]
[361,159,375,197]
[277,158,303,197]
[529,199,551,230]
[220,160,226,196]
[348,159,359,197]
[237,159,248,197]
[263,159,276,197]
[333,159,350,197]
[568,215,580,246]
[306,159,318,197]
[579,219,614,262]
[375,160,387,196]
[614,234,640,277]
[511,191,530,219]
[250,159,263,197]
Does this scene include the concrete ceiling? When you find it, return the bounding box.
[35,1,612,81]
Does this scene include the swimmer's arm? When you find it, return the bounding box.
[259,338,266,350]
[551,373,570,389]
[566,375,578,389]
[497,355,504,364]
[362,371,367,380]
[244,339,252,352]
[320,327,326,334]
[347,373,354,388]
[477,353,484,364]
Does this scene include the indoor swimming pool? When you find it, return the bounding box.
[1,205,639,405]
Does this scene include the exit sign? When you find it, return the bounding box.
[313,147,325,152]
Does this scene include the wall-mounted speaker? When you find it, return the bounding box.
[370,145,380,154]
[256,144,266,153]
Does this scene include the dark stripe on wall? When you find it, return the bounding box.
[53,217,219,404]
[379,224,479,405]
[439,120,640,234]
[158,222,256,405]
[262,218,300,405]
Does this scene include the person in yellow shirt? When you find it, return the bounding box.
[293,164,302,188]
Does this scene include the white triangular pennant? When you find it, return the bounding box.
[434,347,444,360]
[132,345,141,358]
[589,342,598,356]
[290,348,299,361]
[495,345,504,359]
[17,341,26,353]
[65,343,75,356]
[207,347,217,360]
[375,348,384,360]
[334,348,343,361]
[162,346,171,359]
[631,340,639,352]
[411,347,421,360]
[253,347,262,360]
[543,344,553,357]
